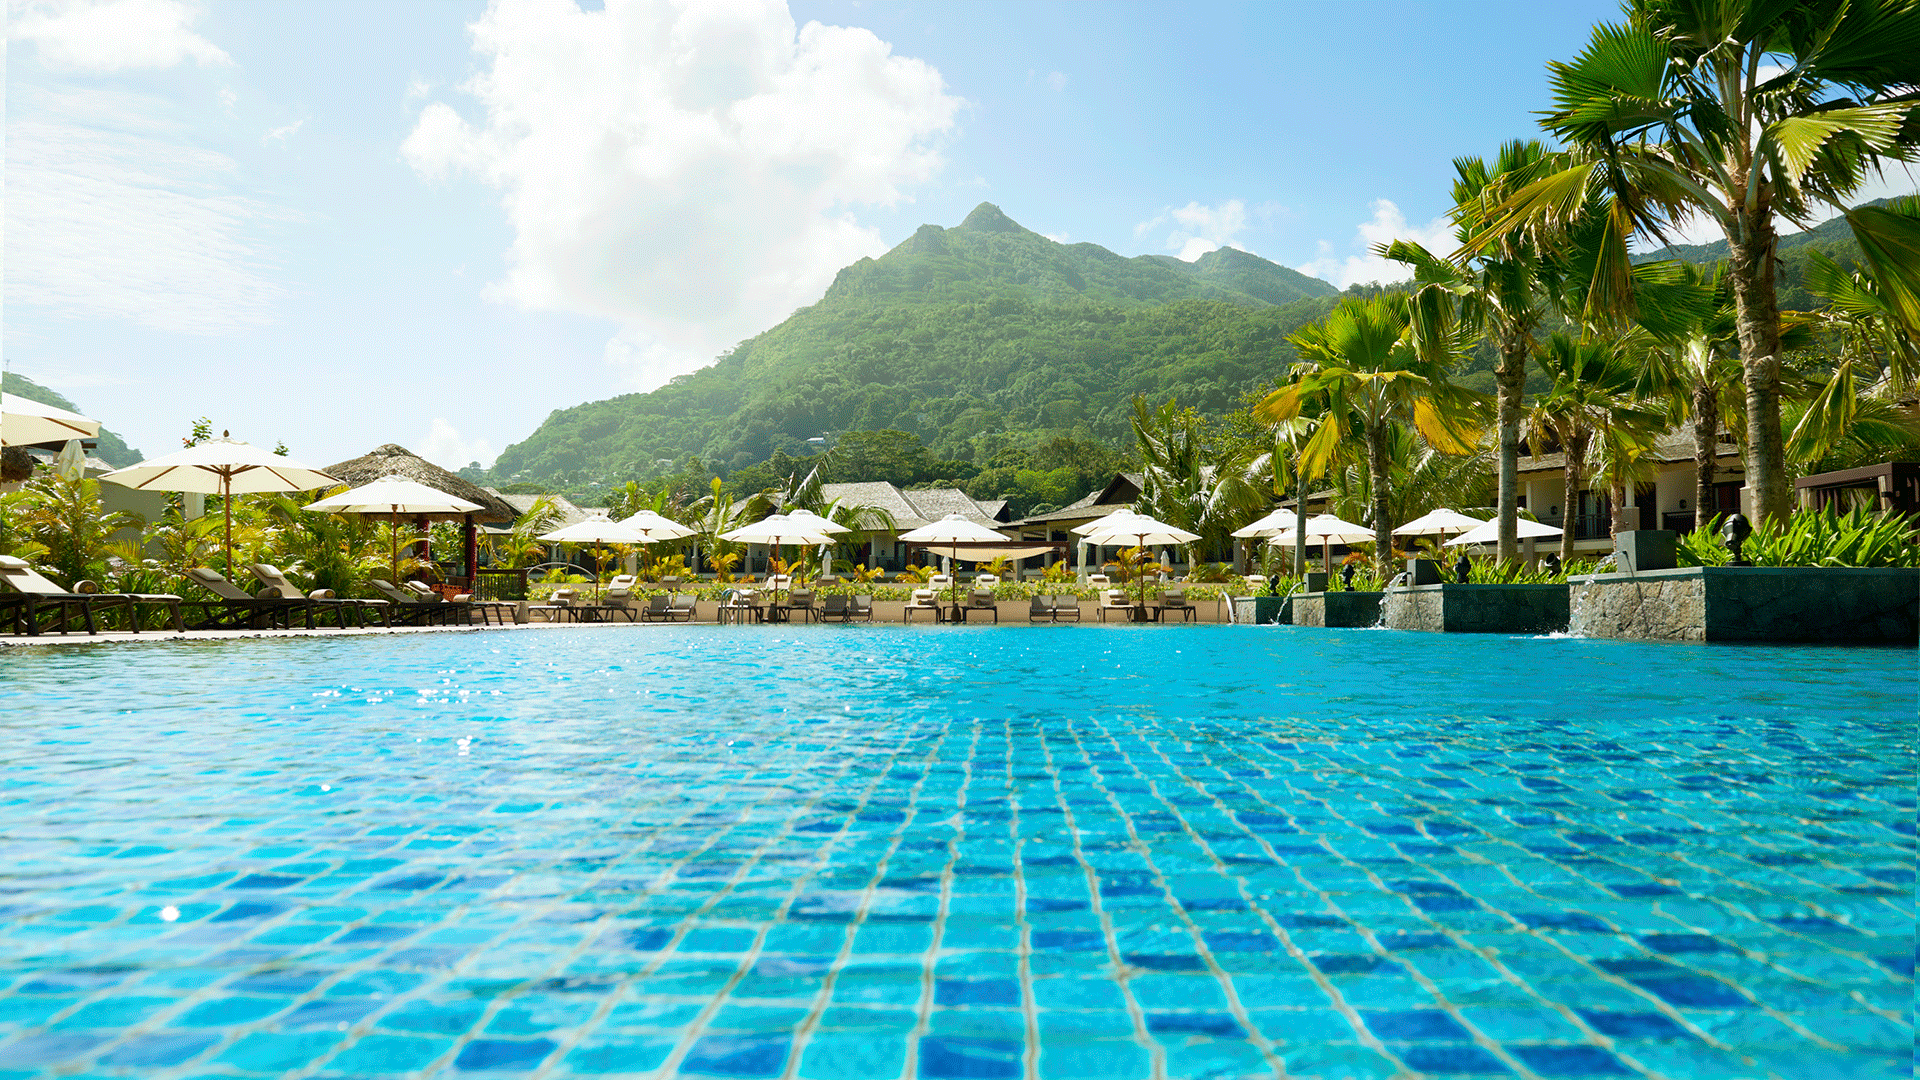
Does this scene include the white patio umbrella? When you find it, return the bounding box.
[102,435,337,580]
[898,513,1012,611]
[783,508,850,579]
[1,393,98,447]
[721,513,836,605]
[306,475,483,585]
[1263,513,1374,578]
[1071,509,1142,535]
[1443,517,1564,547]
[616,508,698,578]
[1230,508,1296,539]
[1080,512,1201,609]
[1394,508,1488,543]
[539,517,652,598]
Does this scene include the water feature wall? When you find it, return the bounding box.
[1568,566,1919,644]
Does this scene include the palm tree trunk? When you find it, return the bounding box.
[1293,473,1308,576]
[1495,333,1529,563]
[1560,429,1587,564]
[1367,420,1393,579]
[1610,476,1628,539]
[1728,206,1789,524]
[1692,380,1718,532]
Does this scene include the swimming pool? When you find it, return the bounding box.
[0,625,1911,1079]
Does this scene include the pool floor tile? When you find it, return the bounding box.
[3,627,1910,1080]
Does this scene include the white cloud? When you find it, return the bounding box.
[1296,199,1453,288]
[418,418,496,470]
[1046,71,1067,92]
[1041,231,1071,244]
[6,86,289,334]
[10,0,229,71]
[404,0,962,392]
[1136,199,1257,262]
[263,117,305,144]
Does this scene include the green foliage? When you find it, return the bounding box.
[11,474,142,587]
[1677,509,1920,569]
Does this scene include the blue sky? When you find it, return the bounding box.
[7,0,1912,472]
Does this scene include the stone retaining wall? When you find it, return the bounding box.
[1291,591,1382,628]
[1383,584,1570,634]
[1568,566,1918,644]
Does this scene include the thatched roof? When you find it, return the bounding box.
[322,443,517,523]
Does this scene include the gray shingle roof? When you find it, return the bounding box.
[819,482,1002,531]
[486,490,593,528]
[1516,430,1739,474]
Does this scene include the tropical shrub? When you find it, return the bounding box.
[1678,509,1919,569]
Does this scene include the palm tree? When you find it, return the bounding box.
[1385,139,1565,564]
[1495,0,1920,522]
[1526,333,1667,562]
[1130,395,1266,571]
[1254,293,1486,577]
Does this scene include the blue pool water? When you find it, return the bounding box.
[0,625,1911,1080]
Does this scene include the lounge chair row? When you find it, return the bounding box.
[1,557,511,636]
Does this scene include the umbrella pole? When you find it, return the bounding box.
[223,473,234,581]
[391,508,400,585]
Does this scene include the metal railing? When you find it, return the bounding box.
[472,568,530,602]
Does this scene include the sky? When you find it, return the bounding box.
[7,0,1916,472]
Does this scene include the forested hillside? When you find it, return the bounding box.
[489,204,1339,485]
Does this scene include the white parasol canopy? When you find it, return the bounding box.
[899,513,1012,608]
[306,475,483,516]
[1444,517,1564,547]
[1,393,99,447]
[1079,512,1200,608]
[722,514,837,604]
[1071,509,1142,536]
[782,508,850,535]
[308,476,485,583]
[616,508,698,541]
[1263,513,1375,578]
[1394,508,1488,538]
[539,518,650,545]
[1231,507,1296,539]
[103,436,337,579]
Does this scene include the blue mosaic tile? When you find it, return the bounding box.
[3,628,1912,1080]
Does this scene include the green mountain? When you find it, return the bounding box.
[1631,196,1911,310]
[1,372,144,467]
[492,203,1339,483]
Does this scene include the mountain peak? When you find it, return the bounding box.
[958,202,1027,234]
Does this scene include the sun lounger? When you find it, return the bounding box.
[781,588,817,623]
[402,580,516,624]
[604,574,639,611]
[821,594,849,621]
[668,593,697,622]
[249,563,389,628]
[1096,588,1136,623]
[1028,594,1052,622]
[849,594,873,622]
[959,587,998,623]
[1086,573,1111,588]
[904,587,942,623]
[0,555,184,635]
[1049,594,1081,622]
[370,579,461,625]
[187,567,317,630]
[1153,589,1197,623]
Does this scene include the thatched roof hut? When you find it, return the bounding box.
[322,443,516,524]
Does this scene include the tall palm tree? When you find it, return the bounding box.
[1254,294,1486,577]
[1492,0,1920,522]
[1385,139,1566,564]
[1526,333,1667,562]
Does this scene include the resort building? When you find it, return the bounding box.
[1517,431,1746,555]
[818,481,1010,571]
